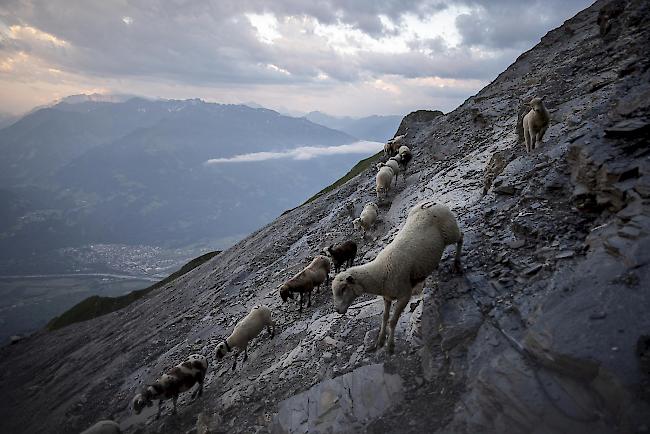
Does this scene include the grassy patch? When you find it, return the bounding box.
[302,151,382,206]
[46,251,220,331]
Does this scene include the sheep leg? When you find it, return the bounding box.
[453,232,464,274]
[536,125,548,145]
[267,323,275,338]
[192,372,205,399]
[368,298,392,352]
[387,297,410,354]
[299,292,304,312]
[530,128,537,151]
[307,290,312,307]
[232,353,238,371]
[524,127,531,153]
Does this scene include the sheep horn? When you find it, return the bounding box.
[421,200,436,209]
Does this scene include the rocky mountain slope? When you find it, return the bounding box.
[1,0,649,433]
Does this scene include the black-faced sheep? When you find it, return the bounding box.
[80,420,121,434]
[215,305,275,370]
[132,354,208,419]
[522,97,550,153]
[397,146,412,178]
[383,134,405,157]
[323,240,357,273]
[332,201,463,354]
[353,202,379,236]
[279,256,331,311]
[376,165,395,199]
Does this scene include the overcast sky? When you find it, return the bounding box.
[0,0,593,117]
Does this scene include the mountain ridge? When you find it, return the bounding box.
[0,98,366,274]
[0,1,649,433]
[304,110,403,142]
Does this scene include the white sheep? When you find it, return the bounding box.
[383,134,405,157]
[353,202,379,236]
[215,305,275,370]
[80,420,121,434]
[132,354,208,419]
[278,256,331,311]
[522,97,550,153]
[332,201,463,353]
[379,159,401,186]
[375,165,395,199]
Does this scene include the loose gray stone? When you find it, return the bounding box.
[272,364,403,434]
[523,264,543,276]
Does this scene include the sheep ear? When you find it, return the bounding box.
[346,276,355,284]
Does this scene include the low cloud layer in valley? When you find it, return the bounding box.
[205,140,382,164]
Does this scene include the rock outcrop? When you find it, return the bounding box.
[1,1,649,433]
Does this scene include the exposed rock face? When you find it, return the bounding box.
[272,363,403,433]
[483,149,516,195]
[1,1,649,433]
[395,109,444,137]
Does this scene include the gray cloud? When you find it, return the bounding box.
[356,48,518,80]
[0,0,596,115]
[454,0,594,49]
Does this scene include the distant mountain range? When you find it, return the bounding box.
[304,111,402,143]
[238,103,403,142]
[0,97,391,274]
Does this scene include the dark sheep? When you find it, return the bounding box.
[323,241,357,273]
[278,256,331,311]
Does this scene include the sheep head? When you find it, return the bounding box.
[528,97,545,113]
[278,284,293,302]
[215,341,230,360]
[332,273,362,314]
[132,391,153,414]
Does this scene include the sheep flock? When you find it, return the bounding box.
[81,101,549,430]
